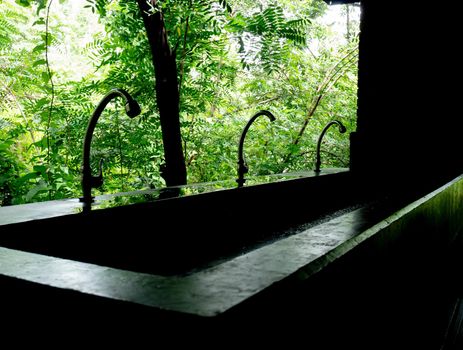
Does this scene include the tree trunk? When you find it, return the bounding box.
[137,0,187,186]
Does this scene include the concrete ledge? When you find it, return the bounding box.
[0,173,462,324]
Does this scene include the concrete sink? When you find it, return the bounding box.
[0,170,355,276]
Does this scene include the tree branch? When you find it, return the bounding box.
[281,48,358,166]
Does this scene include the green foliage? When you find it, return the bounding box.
[0,132,24,205]
[228,4,310,73]
[15,0,47,14]
[0,0,359,205]
[84,0,107,16]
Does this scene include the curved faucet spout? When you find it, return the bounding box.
[237,110,276,187]
[80,88,141,211]
[315,120,346,174]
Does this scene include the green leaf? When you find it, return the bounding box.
[25,180,49,202]
[33,164,47,176]
[41,71,50,83]
[32,44,46,52]
[33,59,47,67]
[0,140,14,151]
[33,18,46,26]
[41,85,53,93]
[35,0,46,14]
[15,172,40,187]
[39,110,49,120]
[35,97,49,109]
[15,0,31,7]
[41,33,52,46]
[30,136,48,150]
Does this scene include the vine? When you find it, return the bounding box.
[44,0,55,197]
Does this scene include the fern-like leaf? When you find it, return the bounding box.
[230,4,310,73]
[84,0,108,17]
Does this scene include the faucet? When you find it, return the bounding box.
[80,88,141,211]
[237,110,276,187]
[315,120,346,173]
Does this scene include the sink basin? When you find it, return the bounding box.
[0,169,356,276]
